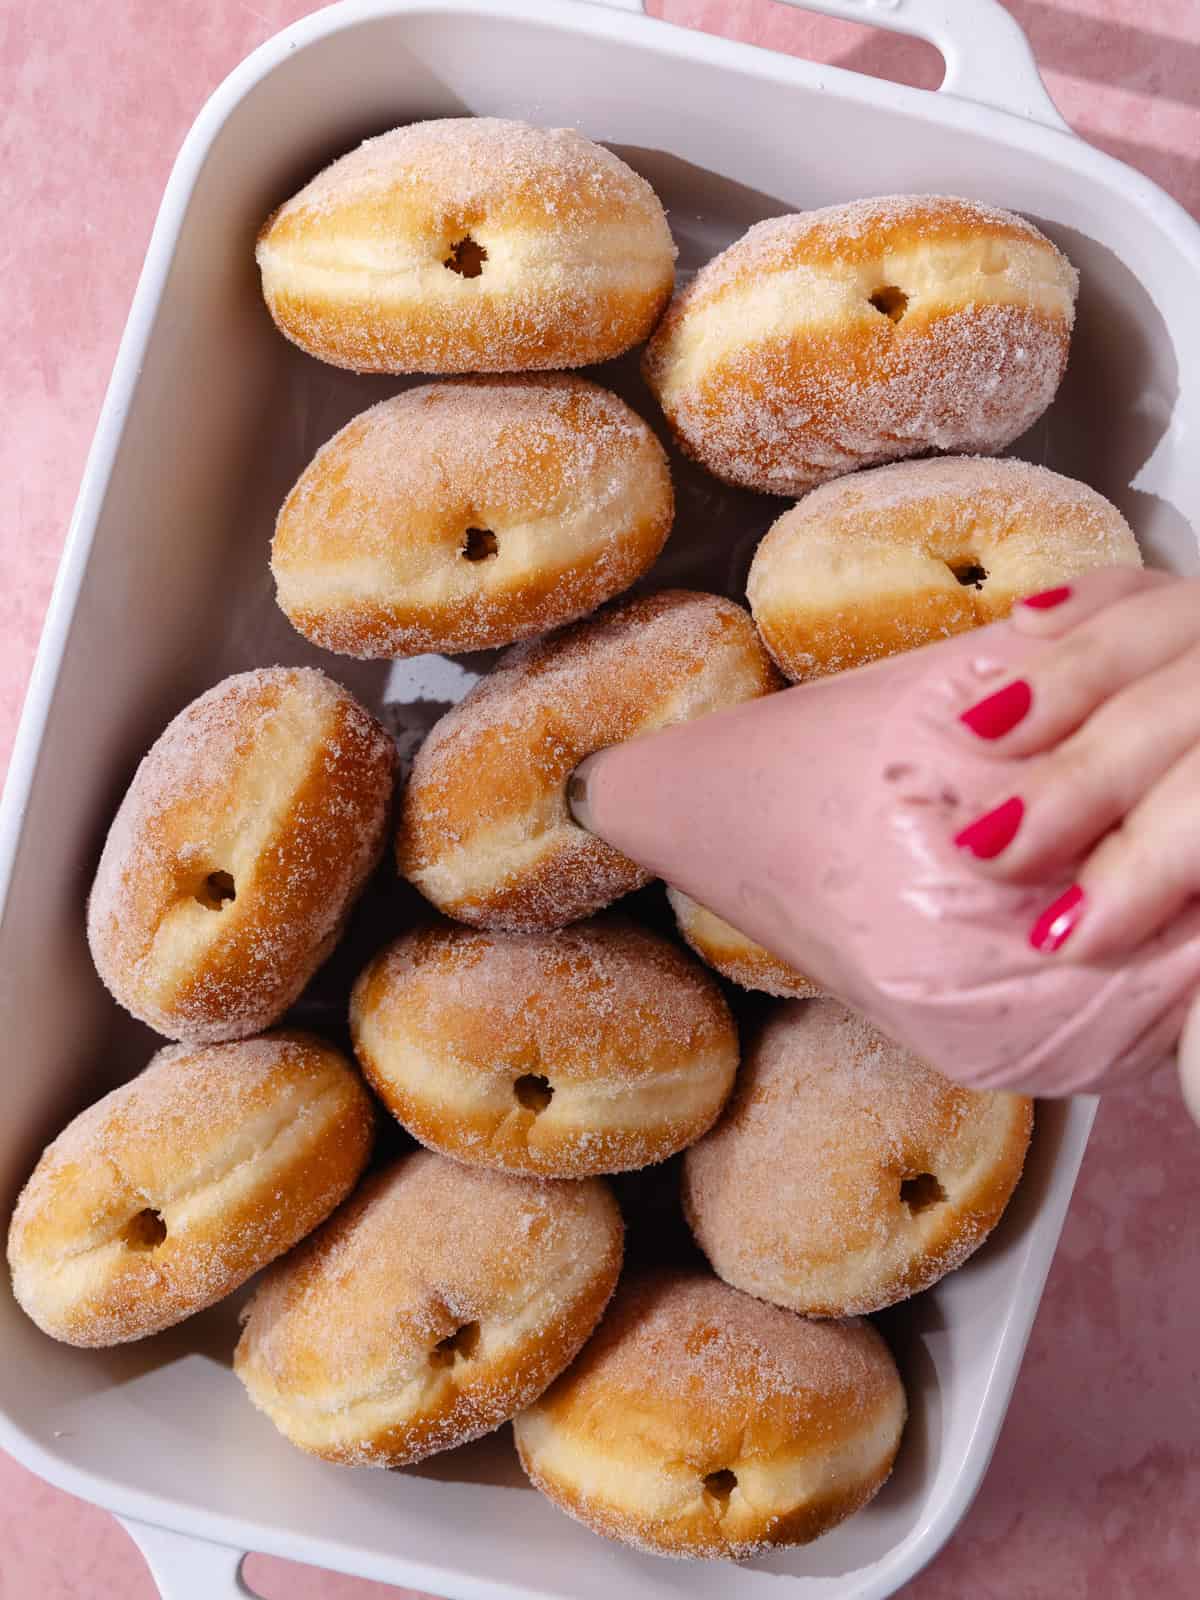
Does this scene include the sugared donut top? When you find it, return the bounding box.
[644,194,1078,494]
[354,919,733,1090]
[7,1032,373,1345]
[683,1000,1032,1314]
[531,1270,899,1471]
[350,917,739,1178]
[11,1034,360,1258]
[237,1152,622,1453]
[271,376,673,658]
[747,455,1142,679]
[86,667,395,1042]
[263,118,670,244]
[356,915,732,1075]
[661,195,1073,320]
[257,118,676,372]
[407,589,774,781]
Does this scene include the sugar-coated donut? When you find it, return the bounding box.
[683,1000,1033,1317]
[7,1033,374,1347]
[748,456,1141,681]
[272,377,673,659]
[350,919,739,1177]
[256,119,676,373]
[666,888,818,1000]
[234,1150,622,1465]
[87,668,396,1043]
[396,591,780,932]
[644,195,1077,495]
[513,1270,906,1559]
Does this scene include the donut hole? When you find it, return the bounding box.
[462,527,499,563]
[900,1172,947,1215]
[195,870,236,911]
[122,1208,167,1252]
[430,1321,481,1367]
[869,285,909,324]
[949,560,989,590]
[514,1074,554,1114]
[444,235,487,278]
[703,1469,738,1503]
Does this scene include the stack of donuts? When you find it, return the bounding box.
[8,117,1144,1563]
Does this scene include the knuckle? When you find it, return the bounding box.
[1092,815,1171,893]
[1003,744,1122,876]
[1046,619,1136,703]
[1047,720,1134,813]
[1132,743,1200,838]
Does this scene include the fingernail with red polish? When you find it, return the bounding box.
[960,679,1032,739]
[954,796,1025,859]
[1030,885,1086,954]
[1022,586,1072,611]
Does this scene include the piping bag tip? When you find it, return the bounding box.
[566,753,601,834]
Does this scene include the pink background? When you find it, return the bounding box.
[3,1,1199,1595]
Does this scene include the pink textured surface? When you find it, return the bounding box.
[2,2,1199,1597]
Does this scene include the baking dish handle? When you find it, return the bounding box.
[119,1518,256,1598]
[634,0,1071,132]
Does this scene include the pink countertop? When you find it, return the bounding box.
[3,2,1199,1596]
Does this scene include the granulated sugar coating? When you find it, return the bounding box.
[272,375,673,658]
[256,119,676,373]
[86,667,396,1043]
[513,1270,906,1559]
[671,196,1062,307]
[396,590,779,931]
[6,1033,374,1346]
[667,886,820,999]
[683,1000,1033,1317]
[748,455,1142,680]
[552,1271,891,1414]
[349,917,739,1176]
[644,195,1078,496]
[234,1150,623,1466]
[268,119,668,231]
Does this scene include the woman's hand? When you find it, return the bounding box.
[951,566,1200,961]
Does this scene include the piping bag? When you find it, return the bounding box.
[569,614,1200,1106]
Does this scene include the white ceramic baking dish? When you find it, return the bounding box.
[3,1,1199,1596]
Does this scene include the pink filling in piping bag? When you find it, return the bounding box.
[570,617,1200,1106]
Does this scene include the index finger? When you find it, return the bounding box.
[1008,564,1170,640]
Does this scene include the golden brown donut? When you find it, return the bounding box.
[644,195,1077,495]
[7,1033,374,1347]
[234,1150,622,1466]
[350,918,739,1177]
[748,456,1142,680]
[513,1270,906,1560]
[87,668,396,1043]
[666,887,818,1000]
[396,591,780,932]
[256,118,676,373]
[683,999,1033,1317]
[271,377,673,659]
